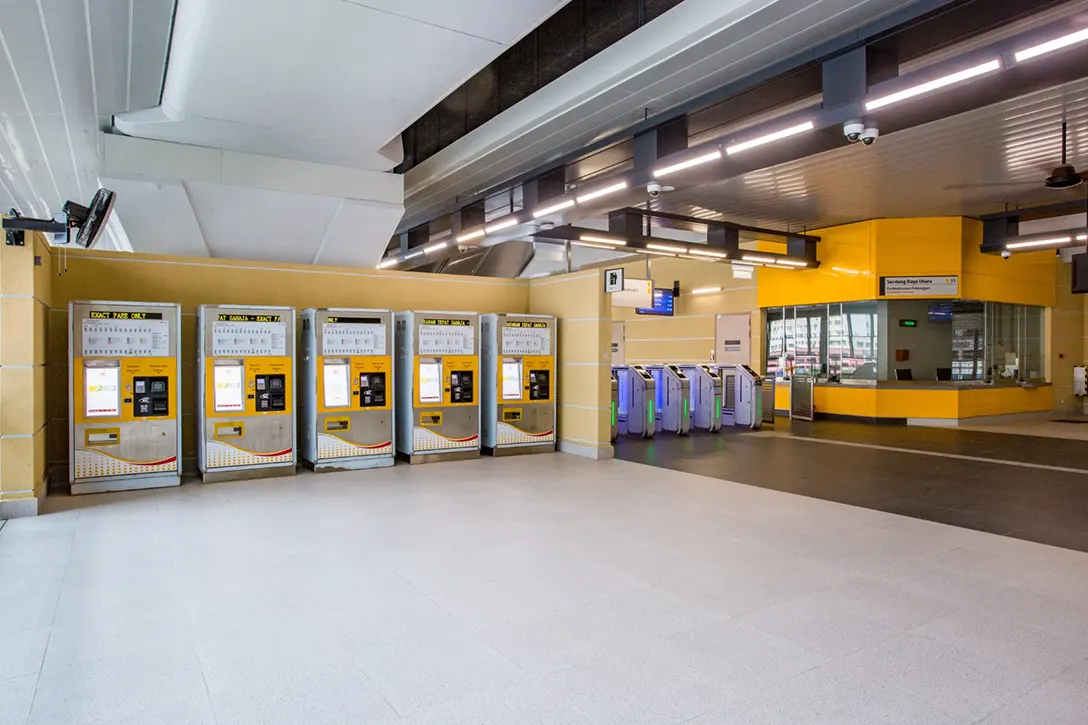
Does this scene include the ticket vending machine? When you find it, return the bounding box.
[649,364,690,435]
[481,314,556,456]
[395,311,480,463]
[198,305,296,482]
[626,365,656,438]
[69,301,182,495]
[300,308,394,471]
[681,365,723,432]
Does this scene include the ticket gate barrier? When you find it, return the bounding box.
[625,365,656,438]
[69,301,182,494]
[395,311,480,463]
[300,308,393,471]
[612,366,630,433]
[198,305,296,482]
[610,369,619,443]
[481,314,556,456]
[647,364,690,435]
[680,364,722,432]
[718,364,763,430]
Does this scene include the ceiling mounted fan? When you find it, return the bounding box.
[945,121,1087,191]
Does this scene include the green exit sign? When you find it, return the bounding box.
[899,319,918,328]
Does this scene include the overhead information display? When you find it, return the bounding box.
[321,322,387,356]
[502,323,551,355]
[419,320,474,355]
[212,320,287,356]
[82,318,170,357]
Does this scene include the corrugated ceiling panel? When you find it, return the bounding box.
[87,0,130,115]
[129,0,174,109]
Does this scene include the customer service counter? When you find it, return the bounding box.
[773,379,1053,424]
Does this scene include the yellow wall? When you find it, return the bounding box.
[46,248,531,478]
[1,232,52,515]
[796,383,1054,420]
[611,257,759,367]
[528,269,612,458]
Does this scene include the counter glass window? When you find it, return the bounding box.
[765,301,1046,384]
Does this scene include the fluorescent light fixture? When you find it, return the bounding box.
[1015,27,1088,62]
[456,229,485,243]
[776,258,809,267]
[646,243,688,253]
[726,121,815,155]
[579,235,627,246]
[1078,235,1088,242]
[687,248,728,259]
[485,218,519,233]
[571,242,622,250]
[865,60,1001,111]
[423,241,448,254]
[532,199,575,218]
[576,181,628,203]
[732,265,754,279]
[742,254,777,264]
[642,250,676,257]
[377,258,398,269]
[402,250,424,261]
[1005,236,1073,250]
[652,150,722,178]
[691,286,722,295]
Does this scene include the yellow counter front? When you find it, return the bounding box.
[774,380,1052,423]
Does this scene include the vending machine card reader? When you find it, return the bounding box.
[198,305,296,482]
[394,311,480,463]
[481,314,556,455]
[300,308,394,471]
[69,301,182,495]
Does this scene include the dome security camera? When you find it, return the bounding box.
[647,181,663,198]
[843,121,865,143]
[860,127,880,146]
[1001,250,1012,259]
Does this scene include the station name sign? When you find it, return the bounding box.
[505,321,548,329]
[422,318,470,326]
[89,311,163,320]
[879,275,959,297]
[217,314,281,323]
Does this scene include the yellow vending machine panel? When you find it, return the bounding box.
[394,311,480,463]
[300,308,394,470]
[69,301,182,494]
[198,305,296,482]
[481,314,556,455]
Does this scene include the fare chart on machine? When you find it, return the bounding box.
[502,326,551,355]
[82,319,170,357]
[418,324,474,355]
[322,323,387,356]
[212,321,287,356]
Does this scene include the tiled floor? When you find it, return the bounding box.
[1,454,1087,724]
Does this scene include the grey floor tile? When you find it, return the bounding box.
[1019,560,1088,603]
[355,630,525,716]
[979,661,1088,725]
[41,608,194,676]
[0,627,49,681]
[0,594,56,636]
[866,560,1011,607]
[401,680,594,725]
[0,675,36,725]
[973,587,1088,642]
[428,577,565,629]
[28,645,214,725]
[734,594,901,658]
[833,633,1045,721]
[816,576,960,629]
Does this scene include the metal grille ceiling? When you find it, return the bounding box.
[399,0,685,171]
[654,76,1088,230]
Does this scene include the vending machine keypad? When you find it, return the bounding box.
[255,375,287,411]
[358,372,387,408]
[132,377,170,417]
[450,370,474,403]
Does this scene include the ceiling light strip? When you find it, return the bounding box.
[455,229,486,243]
[646,243,688,253]
[572,241,623,250]
[532,199,576,218]
[485,218,519,233]
[865,60,1001,111]
[691,287,722,295]
[576,181,628,203]
[687,249,728,258]
[726,122,815,155]
[652,150,722,178]
[742,255,777,264]
[1015,28,1088,62]
[776,258,809,267]
[1005,236,1074,250]
[423,241,448,254]
[579,235,627,246]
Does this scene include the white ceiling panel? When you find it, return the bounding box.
[101,176,211,257]
[313,200,405,268]
[343,0,565,44]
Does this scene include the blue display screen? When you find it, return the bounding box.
[637,288,675,316]
[928,302,952,322]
